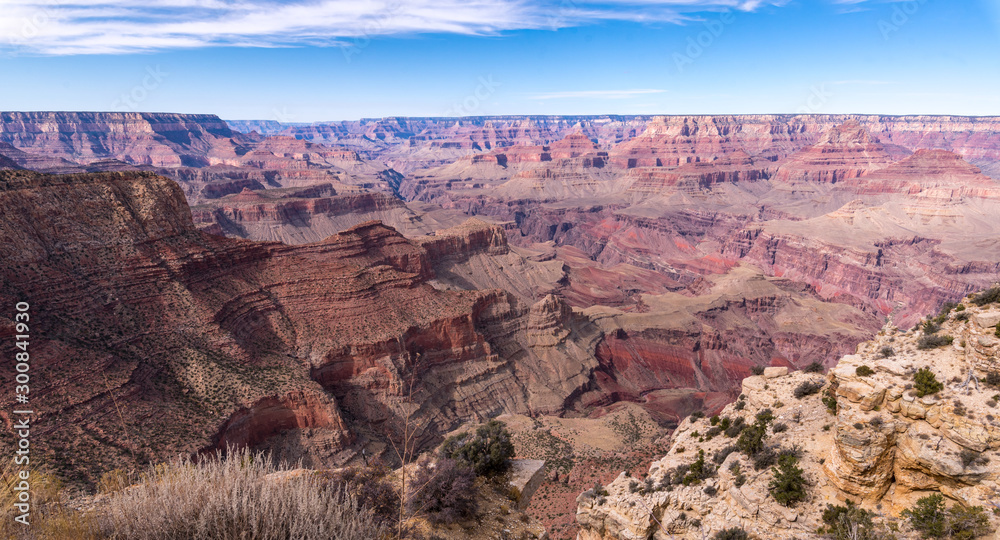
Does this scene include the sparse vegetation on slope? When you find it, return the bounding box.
[441,419,516,477]
[970,286,1000,306]
[914,367,944,397]
[902,493,991,540]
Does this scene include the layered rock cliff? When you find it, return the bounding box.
[0,170,588,485]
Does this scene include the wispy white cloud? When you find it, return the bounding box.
[0,0,865,55]
[830,80,894,85]
[528,89,666,100]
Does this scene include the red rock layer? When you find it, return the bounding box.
[773,121,896,184]
[842,149,1000,199]
[627,151,770,193]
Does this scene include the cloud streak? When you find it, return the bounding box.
[0,0,871,55]
[528,89,666,100]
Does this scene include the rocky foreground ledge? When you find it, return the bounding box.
[576,293,1000,539]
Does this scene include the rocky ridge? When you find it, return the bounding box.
[576,292,1000,539]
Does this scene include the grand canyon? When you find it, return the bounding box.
[2,111,1000,539]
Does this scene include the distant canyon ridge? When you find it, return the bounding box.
[1,111,998,484]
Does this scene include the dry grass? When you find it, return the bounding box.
[1,459,101,540]
[2,449,390,539]
[96,448,388,540]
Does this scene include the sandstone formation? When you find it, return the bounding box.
[576,295,1000,539]
[191,185,473,243]
[772,121,896,184]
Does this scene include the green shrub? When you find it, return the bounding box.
[947,505,991,540]
[737,413,772,457]
[878,346,895,358]
[724,417,746,438]
[922,320,941,334]
[956,304,966,311]
[903,494,947,538]
[772,422,788,433]
[752,446,777,471]
[769,454,806,507]
[903,495,992,539]
[690,410,705,420]
[823,393,838,415]
[804,361,825,373]
[856,365,875,377]
[751,365,765,376]
[914,368,944,397]
[970,286,1000,306]
[682,449,715,486]
[820,500,882,540]
[917,334,953,350]
[794,380,824,399]
[710,415,720,426]
[713,527,749,540]
[441,419,515,477]
[988,372,1000,389]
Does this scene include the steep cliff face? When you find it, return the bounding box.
[403,121,1000,328]
[0,111,235,167]
[238,115,1000,174]
[0,112,402,202]
[576,296,1000,540]
[772,121,896,184]
[0,170,575,485]
[189,185,472,243]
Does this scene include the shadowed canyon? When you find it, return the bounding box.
[1,112,1000,537]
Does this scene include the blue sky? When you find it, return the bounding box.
[1,0,998,121]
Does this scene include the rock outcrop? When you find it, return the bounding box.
[576,294,1000,539]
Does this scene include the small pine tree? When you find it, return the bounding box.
[914,368,944,398]
[947,504,991,540]
[736,419,768,456]
[902,494,947,539]
[769,454,806,506]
